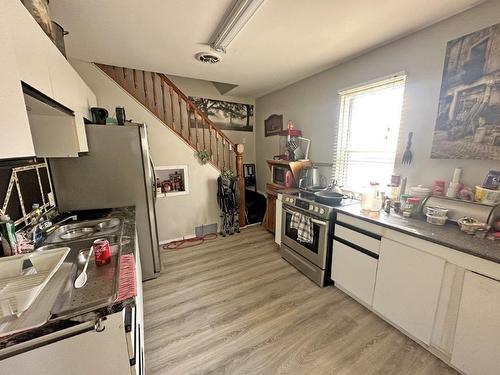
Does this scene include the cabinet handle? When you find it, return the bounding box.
[333,236,379,259]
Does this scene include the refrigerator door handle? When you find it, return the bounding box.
[150,158,157,204]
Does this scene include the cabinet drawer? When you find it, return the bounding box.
[334,223,381,255]
[332,240,378,306]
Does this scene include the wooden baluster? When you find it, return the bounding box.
[161,82,167,124]
[209,125,212,161]
[228,143,232,170]
[122,68,128,90]
[202,118,206,151]
[187,103,192,143]
[178,97,183,138]
[194,110,198,150]
[222,138,225,170]
[142,71,149,109]
[132,69,138,98]
[169,86,176,132]
[151,72,158,116]
[235,144,245,226]
[112,66,117,81]
[216,133,219,168]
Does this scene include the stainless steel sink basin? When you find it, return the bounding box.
[44,218,122,244]
[59,227,95,240]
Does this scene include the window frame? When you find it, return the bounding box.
[332,73,407,190]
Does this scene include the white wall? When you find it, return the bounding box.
[165,74,256,164]
[71,60,221,242]
[255,0,500,193]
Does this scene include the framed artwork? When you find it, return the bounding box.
[188,96,253,132]
[431,23,500,160]
[264,114,283,137]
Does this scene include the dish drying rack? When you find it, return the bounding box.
[0,247,69,319]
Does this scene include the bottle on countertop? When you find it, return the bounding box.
[0,214,17,256]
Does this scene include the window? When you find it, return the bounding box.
[333,74,406,189]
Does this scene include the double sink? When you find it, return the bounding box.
[36,216,124,320]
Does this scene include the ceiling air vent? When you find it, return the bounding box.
[195,52,221,64]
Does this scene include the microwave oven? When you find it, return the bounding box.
[273,165,294,187]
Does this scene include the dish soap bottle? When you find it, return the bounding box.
[0,214,17,256]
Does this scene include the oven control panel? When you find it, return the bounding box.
[283,195,328,218]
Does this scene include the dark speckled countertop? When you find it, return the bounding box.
[334,203,500,264]
[0,206,137,354]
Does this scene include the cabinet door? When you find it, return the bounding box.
[451,271,500,375]
[266,193,277,233]
[332,239,378,306]
[373,238,445,345]
[0,2,35,159]
[0,312,131,374]
[7,0,52,97]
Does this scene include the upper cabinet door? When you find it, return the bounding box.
[0,2,35,159]
[451,271,500,375]
[7,0,53,98]
[373,238,445,345]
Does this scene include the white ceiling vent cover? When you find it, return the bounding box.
[195,52,221,64]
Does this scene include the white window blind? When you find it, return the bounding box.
[332,74,406,189]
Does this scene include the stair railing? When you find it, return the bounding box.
[95,63,246,227]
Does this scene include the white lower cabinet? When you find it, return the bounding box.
[451,271,500,375]
[373,238,445,345]
[0,312,133,374]
[332,239,378,306]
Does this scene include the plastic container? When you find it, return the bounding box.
[475,185,500,206]
[361,182,383,212]
[426,214,447,225]
[409,185,431,199]
[432,180,446,196]
[425,206,449,217]
[403,197,421,217]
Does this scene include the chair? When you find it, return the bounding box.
[243,164,257,192]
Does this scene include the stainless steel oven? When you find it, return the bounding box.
[280,198,335,287]
[281,205,329,269]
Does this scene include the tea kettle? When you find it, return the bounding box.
[300,167,324,188]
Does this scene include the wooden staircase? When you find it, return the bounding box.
[95,63,245,226]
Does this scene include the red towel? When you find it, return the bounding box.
[117,254,137,302]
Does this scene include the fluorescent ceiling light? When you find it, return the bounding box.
[209,0,265,52]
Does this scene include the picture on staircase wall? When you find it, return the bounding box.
[431,22,500,160]
[188,96,254,132]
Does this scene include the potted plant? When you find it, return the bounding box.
[197,150,210,164]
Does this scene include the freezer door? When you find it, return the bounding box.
[138,124,161,277]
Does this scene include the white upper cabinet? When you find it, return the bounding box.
[373,238,446,345]
[1,0,96,158]
[7,1,53,98]
[0,2,35,159]
[451,271,500,375]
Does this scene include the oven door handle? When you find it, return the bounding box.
[283,207,328,226]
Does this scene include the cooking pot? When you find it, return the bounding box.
[314,191,347,206]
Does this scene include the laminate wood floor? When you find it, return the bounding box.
[143,225,457,375]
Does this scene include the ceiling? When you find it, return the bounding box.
[50,0,485,98]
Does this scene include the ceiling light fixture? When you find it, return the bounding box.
[209,0,265,53]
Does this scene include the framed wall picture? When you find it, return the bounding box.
[188,96,254,132]
[264,114,283,137]
[431,23,500,160]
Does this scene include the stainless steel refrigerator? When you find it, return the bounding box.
[49,123,161,280]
